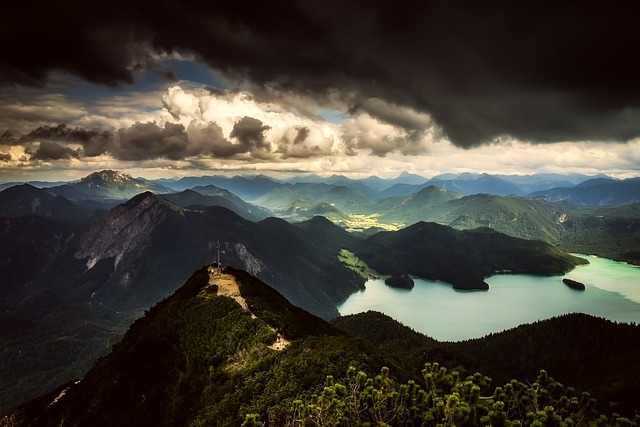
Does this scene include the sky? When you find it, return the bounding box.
[1,1,640,182]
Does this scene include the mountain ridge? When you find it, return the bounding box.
[0,184,94,222]
[2,168,639,417]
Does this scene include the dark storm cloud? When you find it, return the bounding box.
[348,98,432,132]
[1,130,17,143]
[230,117,271,153]
[115,122,189,161]
[113,121,253,161]
[16,118,278,162]
[276,126,329,159]
[2,1,640,146]
[25,124,114,157]
[293,127,310,145]
[186,121,254,158]
[30,141,80,160]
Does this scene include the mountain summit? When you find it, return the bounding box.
[48,170,172,203]
[80,170,136,185]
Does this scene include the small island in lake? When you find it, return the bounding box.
[385,275,415,289]
[563,278,586,291]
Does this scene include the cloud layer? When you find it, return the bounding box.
[5,86,351,165]
[2,1,640,148]
[2,83,640,182]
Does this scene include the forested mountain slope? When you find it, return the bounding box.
[356,222,586,290]
[5,269,638,426]
[334,311,640,416]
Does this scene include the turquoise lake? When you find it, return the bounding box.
[336,255,640,342]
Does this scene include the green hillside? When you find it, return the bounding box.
[5,269,639,426]
[558,203,640,264]
[379,185,461,224]
[380,193,640,266]
[383,193,567,243]
[355,222,586,290]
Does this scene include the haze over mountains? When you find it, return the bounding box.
[1,169,639,416]
[143,170,635,203]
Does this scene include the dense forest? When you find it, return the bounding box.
[334,311,640,417]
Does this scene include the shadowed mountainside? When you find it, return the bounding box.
[334,310,640,416]
[1,267,398,426]
[0,184,95,222]
[0,193,366,414]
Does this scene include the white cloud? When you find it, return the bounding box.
[162,86,203,120]
[342,112,436,157]
[160,85,346,160]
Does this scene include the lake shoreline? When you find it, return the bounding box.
[337,255,640,341]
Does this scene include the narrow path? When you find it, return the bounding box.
[207,266,255,318]
[207,266,290,350]
[268,334,290,351]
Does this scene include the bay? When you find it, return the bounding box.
[336,255,640,342]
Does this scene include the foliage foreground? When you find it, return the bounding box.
[242,363,638,427]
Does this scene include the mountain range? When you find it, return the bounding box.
[1,169,639,416]
[146,170,639,205]
[4,170,637,205]
[530,177,640,205]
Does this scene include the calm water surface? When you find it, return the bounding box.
[336,255,640,341]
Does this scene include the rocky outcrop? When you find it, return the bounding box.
[230,242,266,276]
[75,193,174,270]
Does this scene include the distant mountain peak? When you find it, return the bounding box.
[417,185,444,194]
[398,171,422,178]
[125,190,157,204]
[49,170,172,202]
[81,170,134,184]
[125,190,184,212]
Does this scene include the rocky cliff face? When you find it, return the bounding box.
[75,193,172,270]
[229,242,266,276]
